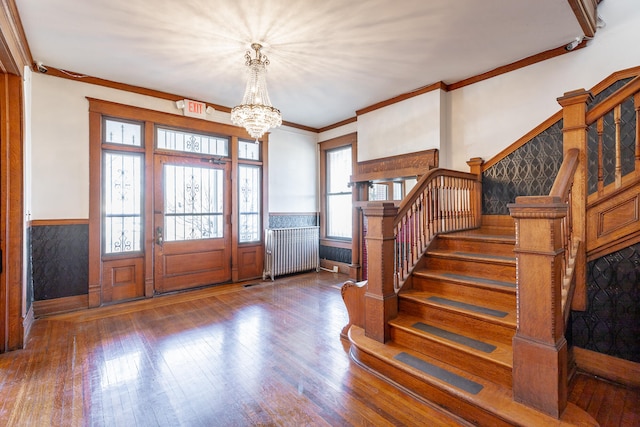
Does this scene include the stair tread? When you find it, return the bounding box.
[349,325,597,427]
[440,228,515,244]
[401,290,517,327]
[413,270,516,291]
[427,249,516,263]
[390,314,513,368]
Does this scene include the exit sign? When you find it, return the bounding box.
[182,99,207,119]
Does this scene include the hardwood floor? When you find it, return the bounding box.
[0,271,637,426]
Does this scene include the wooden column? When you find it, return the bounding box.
[557,89,591,311]
[362,202,398,343]
[509,197,568,418]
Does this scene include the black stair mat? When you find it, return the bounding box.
[412,322,497,353]
[427,296,509,318]
[450,251,514,261]
[394,352,484,395]
[439,273,515,289]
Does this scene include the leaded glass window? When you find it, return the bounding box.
[238,139,261,160]
[238,165,261,242]
[104,118,143,146]
[326,146,352,239]
[369,183,389,201]
[157,127,229,156]
[163,165,224,241]
[103,152,143,253]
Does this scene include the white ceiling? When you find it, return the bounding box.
[15,0,584,130]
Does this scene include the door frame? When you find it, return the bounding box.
[88,98,269,307]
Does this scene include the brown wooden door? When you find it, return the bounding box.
[153,155,231,293]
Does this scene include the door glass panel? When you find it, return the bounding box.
[103,152,143,253]
[157,127,229,156]
[238,164,261,242]
[164,165,224,241]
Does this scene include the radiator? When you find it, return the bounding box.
[263,226,320,281]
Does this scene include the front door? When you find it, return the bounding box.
[153,155,231,293]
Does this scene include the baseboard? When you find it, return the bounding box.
[33,294,89,318]
[22,304,35,345]
[319,259,352,276]
[574,346,640,388]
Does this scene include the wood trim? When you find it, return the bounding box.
[480,215,515,230]
[318,116,357,133]
[447,43,587,91]
[32,295,89,318]
[269,212,318,217]
[573,346,640,388]
[22,303,34,340]
[40,70,318,133]
[356,82,446,116]
[0,73,24,351]
[566,0,599,38]
[352,149,439,183]
[0,0,33,75]
[31,219,89,226]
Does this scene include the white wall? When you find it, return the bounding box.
[268,126,318,212]
[319,0,640,172]
[357,89,444,162]
[30,74,317,219]
[448,0,640,170]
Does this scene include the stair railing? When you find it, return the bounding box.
[341,166,482,344]
[393,167,482,292]
[586,75,640,195]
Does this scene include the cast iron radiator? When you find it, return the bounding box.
[263,226,320,281]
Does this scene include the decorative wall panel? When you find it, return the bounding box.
[319,245,352,264]
[32,224,89,300]
[482,121,564,214]
[571,243,640,362]
[268,214,317,229]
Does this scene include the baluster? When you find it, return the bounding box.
[615,104,622,188]
[597,117,604,195]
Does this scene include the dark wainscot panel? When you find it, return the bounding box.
[31,224,89,300]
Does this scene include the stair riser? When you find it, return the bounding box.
[390,326,513,388]
[351,346,514,427]
[412,277,515,308]
[435,238,515,257]
[399,298,515,346]
[425,257,515,282]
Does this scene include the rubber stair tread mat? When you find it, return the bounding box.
[413,271,516,289]
[390,315,513,366]
[400,290,517,325]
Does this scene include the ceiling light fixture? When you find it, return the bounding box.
[231,43,282,142]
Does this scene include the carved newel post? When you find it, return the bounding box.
[509,198,568,418]
[362,202,398,343]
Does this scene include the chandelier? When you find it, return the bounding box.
[231,43,282,141]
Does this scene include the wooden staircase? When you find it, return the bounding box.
[348,225,597,426]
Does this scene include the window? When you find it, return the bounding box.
[157,127,229,156]
[238,164,261,242]
[326,146,352,239]
[102,118,144,255]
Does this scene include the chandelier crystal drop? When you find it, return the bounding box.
[231,43,282,141]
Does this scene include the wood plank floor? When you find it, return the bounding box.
[0,271,637,426]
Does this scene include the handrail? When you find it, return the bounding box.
[586,75,640,125]
[393,168,481,292]
[551,149,580,321]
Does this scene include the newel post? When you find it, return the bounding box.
[362,202,398,343]
[557,89,592,311]
[509,197,568,418]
